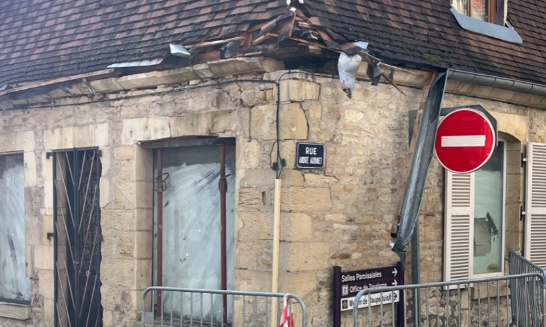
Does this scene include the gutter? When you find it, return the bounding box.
[392,71,448,265]
[447,69,546,96]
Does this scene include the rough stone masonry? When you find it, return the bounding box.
[0,58,541,326]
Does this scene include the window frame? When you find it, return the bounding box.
[453,0,498,24]
[148,137,236,321]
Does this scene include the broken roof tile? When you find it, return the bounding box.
[0,0,545,88]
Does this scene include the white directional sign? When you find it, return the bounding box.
[340,291,400,311]
[340,266,398,284]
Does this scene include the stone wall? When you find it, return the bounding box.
[0,67,542,327]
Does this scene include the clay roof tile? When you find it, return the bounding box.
[0,0,545,87]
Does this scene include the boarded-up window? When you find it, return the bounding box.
[153,143,235,322]
[0,154,30,302]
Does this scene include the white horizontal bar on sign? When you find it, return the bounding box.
[340,290,400,311]
[441,135,486,147]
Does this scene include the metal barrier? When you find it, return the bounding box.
[509,251,546,327]
[137,287,307,327]
[352,273,545,327]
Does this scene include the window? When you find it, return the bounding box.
[0,154,30,303]
[451,0,503,24]
[473,142,504,275]
[444,142,506,281]
[449,0,522,44]
[153,142,235,322]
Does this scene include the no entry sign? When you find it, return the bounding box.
[434,108,496,173]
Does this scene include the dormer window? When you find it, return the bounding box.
[450,0,521,44]
[451,0,505,25]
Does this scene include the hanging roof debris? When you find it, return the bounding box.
[0,0,545,88]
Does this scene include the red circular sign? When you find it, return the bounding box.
[434,108,496,173]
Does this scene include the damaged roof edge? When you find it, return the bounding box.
[0,69,119,98]
[0,57,285,108]
[1,58,546,110]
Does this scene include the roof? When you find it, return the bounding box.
[305,0,546,85]
[0,0,545,88]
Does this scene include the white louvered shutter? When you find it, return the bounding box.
[524,142,546,267]
[444,170,474,282]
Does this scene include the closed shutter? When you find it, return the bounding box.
[444,170,474,282]
[524,142,546,267]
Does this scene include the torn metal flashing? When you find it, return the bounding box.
[169,44,191,57]
[107,44,191,68]
[107,58,165,68]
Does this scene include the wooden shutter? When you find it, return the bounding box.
[444,170,474,282]
[524,143,546,267]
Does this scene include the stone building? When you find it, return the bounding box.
[0,0,545,326]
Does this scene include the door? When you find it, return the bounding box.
[153,141,235,323]
[51,148,102,327]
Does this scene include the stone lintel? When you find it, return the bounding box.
[0,302,31,321]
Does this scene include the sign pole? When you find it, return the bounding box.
[411,222,420,327]
[270,178,281,327]
[333,266,341,327]
[397,261,405,327]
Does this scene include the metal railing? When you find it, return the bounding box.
[509,251,546,327]
[352,272,545,327]
[137,287,307,327]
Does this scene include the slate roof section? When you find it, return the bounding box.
[0,0,283,87]
[0,0,545,87]
[304,0,546,85]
